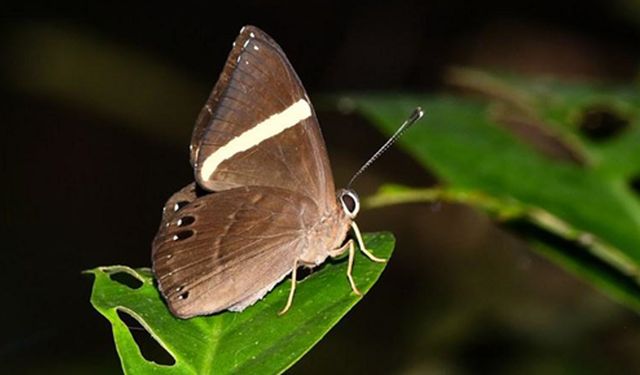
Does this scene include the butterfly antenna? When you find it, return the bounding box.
[347,107,424,189]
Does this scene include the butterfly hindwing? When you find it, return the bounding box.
[152,185,319,318]
[155,183,197,229]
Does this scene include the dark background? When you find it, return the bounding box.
[2,1,640,373]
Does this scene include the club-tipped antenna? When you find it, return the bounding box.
[347,107,424,189]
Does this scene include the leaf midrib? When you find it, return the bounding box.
[197,315,225,374]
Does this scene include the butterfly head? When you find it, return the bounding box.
[337,188,360,219]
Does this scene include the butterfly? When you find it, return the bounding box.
[151,25,421,319]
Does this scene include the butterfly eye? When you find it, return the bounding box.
[339,189,360,219]
[342,194,356,212]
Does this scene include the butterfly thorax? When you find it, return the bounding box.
[298,188,359,266]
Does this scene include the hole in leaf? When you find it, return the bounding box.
[496,112,584,165]
[579,106,628,141]
[116,309,175,365]
[109,271,143,289]
[630,175,640,196]
[172,230,194,241]
[177,216,195,227]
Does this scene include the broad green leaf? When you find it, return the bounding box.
[366,185,640,312]
[88,232,394,374]
[347,74,640,312]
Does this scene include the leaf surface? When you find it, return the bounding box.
[88,233,394,374]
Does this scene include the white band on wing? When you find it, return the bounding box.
[200,99,312,181]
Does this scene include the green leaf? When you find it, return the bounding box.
[87,232,394,375]
[347,73,640,312]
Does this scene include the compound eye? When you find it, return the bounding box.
[341,193,356,213]
[339,190,360,218]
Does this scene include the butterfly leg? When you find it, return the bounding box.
[329,240,361,296]
[351,222,386,263]
[328,239,351,257]
[345,240,362,296]
[278,259,299,315]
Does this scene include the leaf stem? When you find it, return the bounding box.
[365,184,640,282]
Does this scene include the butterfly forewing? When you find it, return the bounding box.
[190,26,335,208]
[190,27,278,161]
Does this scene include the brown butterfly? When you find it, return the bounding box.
[151,25,421,319]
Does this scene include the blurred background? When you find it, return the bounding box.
[2,1,640,373]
